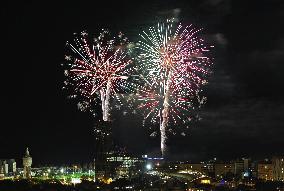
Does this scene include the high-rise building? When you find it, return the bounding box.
[272,156,284,181]
[257,160,273,180]
[215,163,233,178]
[231,158,251,177]
[234,160,244,176]
[107,154,140,179]
[243,158,249,173]
[6,159,16,174]
[93,121,114,179]
[250,161,257,178]
[0,160,8,177]
[22,148,32,179]
[0,159,16,177]
[201,163,215,177]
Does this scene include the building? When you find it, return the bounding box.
[215,163,233,178]
[234,160,244,176]
[22,148,32,179]
[6,159,16,174]
[107,155,140,178]
[93,121,114,179]
[243,158,249,174]
[201,163,215,177]
[257,161,273,180]
[0,160,8,177]
[0,159,16,177]
[142,155,164,171]
[177,163,202,172]
[250,161,257,178]
[272,156,284,181]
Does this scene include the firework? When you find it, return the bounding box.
[137,19,213,156]
[64,30,133,121]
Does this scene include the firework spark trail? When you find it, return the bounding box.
[137,19,213,156]
[64,30,133,121]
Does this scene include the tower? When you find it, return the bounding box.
[93,121,114,179]
[22,148,32,179]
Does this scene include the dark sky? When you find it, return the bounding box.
[1,0,284,165]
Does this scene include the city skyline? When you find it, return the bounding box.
[1,0,284,165]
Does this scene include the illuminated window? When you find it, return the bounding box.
[201,179,210,184]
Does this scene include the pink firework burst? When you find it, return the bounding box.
[64,30,133,121]
[137,19,213,156]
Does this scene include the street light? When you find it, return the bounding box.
[146,163,152,170]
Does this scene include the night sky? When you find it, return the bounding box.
[1,0,284,165]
